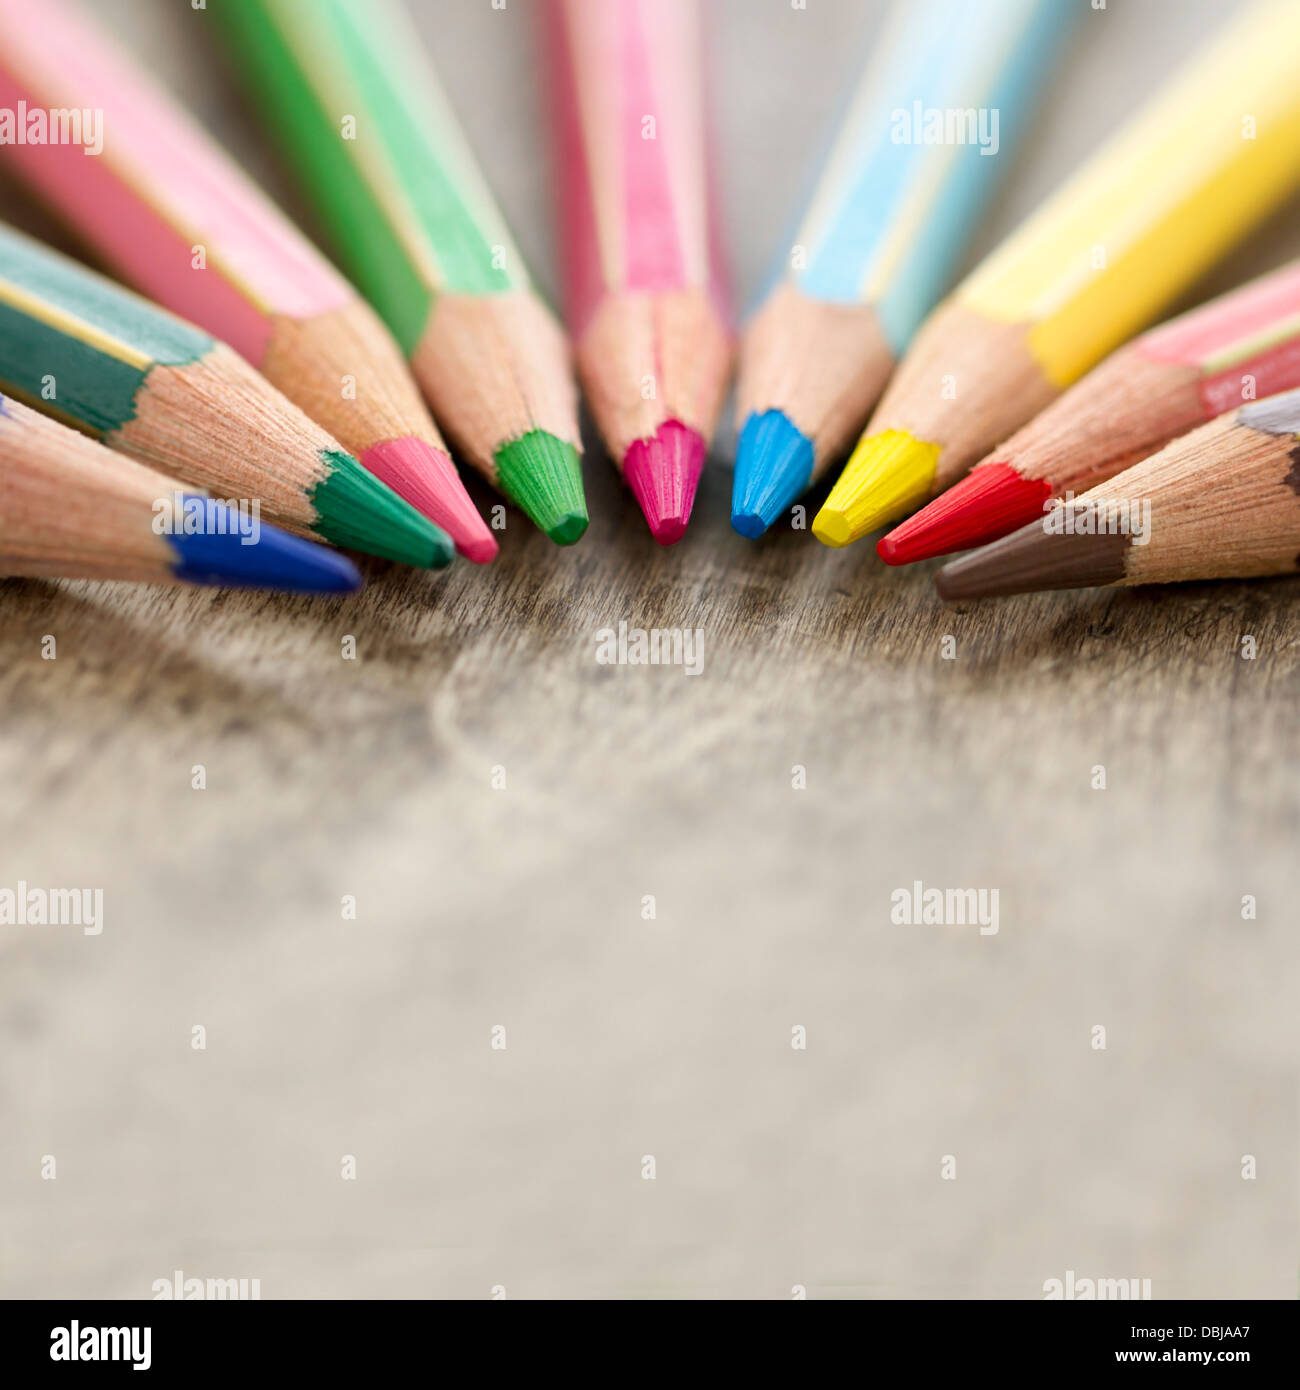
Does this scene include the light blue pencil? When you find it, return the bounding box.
[731,0,1074,538]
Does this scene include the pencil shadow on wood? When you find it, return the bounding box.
[926,572,1300,682]
[779,523,1300,688]
[0,578,344,737]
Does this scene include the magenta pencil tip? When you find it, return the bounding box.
[648,513,690,546]
[361,437,498,563]
[623,420,706,546]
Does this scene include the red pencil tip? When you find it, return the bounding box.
[877,461,1053,564]
[362,437,498,563]
[623,420,706,546]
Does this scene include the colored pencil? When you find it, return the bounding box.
[545,0,731,545]
[0,0,495,564]
[814,0,1300,550]
[935,390,1300,598]
[882,259,1300,563]
[731,0,1070,538]
[218,0,588,546]
[0,392,361,592]
[0,222,451,569]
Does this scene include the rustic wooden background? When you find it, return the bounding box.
[1,0,1295,1298]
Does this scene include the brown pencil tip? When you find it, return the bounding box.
[934,507,1132,600]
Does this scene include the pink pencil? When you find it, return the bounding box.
[0,0,496,562]
[545,0,732,544]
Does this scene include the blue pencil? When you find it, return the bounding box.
[0,392,362,593]
[730,0,1073,538]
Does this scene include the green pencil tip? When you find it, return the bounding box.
[310,449,454,568]
[495,430,587,545]
[547,511,589,546]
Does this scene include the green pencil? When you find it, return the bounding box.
[0,221,452,568]
[219,0,588,545]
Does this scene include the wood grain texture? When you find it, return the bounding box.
[0,0,1297,1300]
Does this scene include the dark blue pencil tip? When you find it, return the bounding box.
[167,499,362,593]
[730,410,815,538]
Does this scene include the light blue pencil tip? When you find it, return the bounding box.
[730,410,816,538]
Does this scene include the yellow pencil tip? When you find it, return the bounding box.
[818,429,941,546]
[811,508,852,548]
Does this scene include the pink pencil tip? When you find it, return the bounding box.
[648,514,690,546]
[456,533,501,565]
[623,420,706,546]
[361,437,498,563]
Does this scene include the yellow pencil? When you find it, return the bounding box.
[814,0,1300,549]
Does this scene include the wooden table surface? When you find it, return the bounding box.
[1,0,1296,1299]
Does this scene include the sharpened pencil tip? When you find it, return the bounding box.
[547,511,589,546]
[362,437,497,564]
[495,430,588,545]
[879,462,1053,564]
[810,508,853,548]
[934,507,1132,599]
[170,500,363,593]
[729,511,766,539]
[730,410,815,538]
[310,448,455,568]
[814,429,941,547]
[459,533,503,564]
[624,419,706,546]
